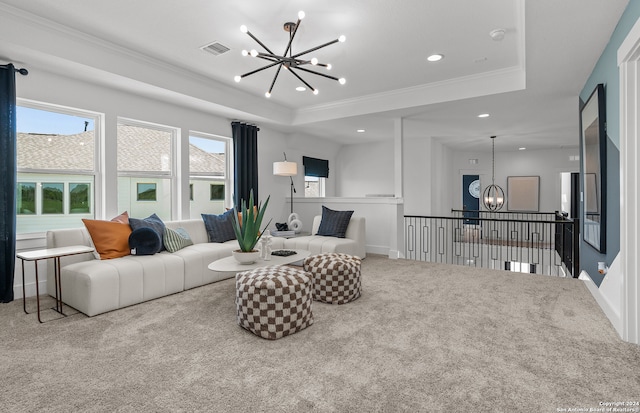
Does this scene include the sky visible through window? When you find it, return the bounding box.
[17,106,94,135]
[17,106,225,154]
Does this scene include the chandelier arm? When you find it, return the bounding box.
[267,64,284,95]
[245,30,275,55]
[283,18,302,58]
[239,60,282,78]
[255,54,280,63]
[295,66,340,82]
[291,38,339,59]
[256,53,302,66]
[288,68,316,92]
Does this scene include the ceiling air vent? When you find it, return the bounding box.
[200,41,230,56]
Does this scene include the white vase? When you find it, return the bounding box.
[232,249,260,265]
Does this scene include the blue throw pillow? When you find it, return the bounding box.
[316,206,354,238]
[129,213,166,253]
[202,209,237,243]
[129,227,162,256]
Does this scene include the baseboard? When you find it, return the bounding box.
[366,245,389,256]
[580,270,623,338]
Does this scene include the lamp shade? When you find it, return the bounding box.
[273,161,297,176]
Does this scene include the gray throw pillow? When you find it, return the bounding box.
[316,206,354,238]
[202,209,237,243]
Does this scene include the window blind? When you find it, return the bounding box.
[303,156,329,178]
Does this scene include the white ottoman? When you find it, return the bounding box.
[235,265,314,340]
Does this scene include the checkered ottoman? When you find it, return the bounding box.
[303,253,362,304]
[235,265,314,340]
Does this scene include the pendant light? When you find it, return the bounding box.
[482,136,505,211]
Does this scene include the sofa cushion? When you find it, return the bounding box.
[129,227,162,256]
[129,213,166,253]
[82,219,132,260]
[202,209,236,243]
[316,206,354,238]
[111,211,129,224]
[164,227,194,253]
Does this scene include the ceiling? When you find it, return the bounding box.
[0,0,630,151]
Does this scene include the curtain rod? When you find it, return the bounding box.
[0,63,28,75]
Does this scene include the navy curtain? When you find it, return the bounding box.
[0,64,21,303]
[231,121,259,207]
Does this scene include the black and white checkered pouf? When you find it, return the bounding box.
[303,253,362,304]
[235,265,314,340]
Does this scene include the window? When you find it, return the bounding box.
[17,183,35,214]
[189,132,231,216]
[136,183,157,201]
[42,183,63,214]
[117,119,176,220]
[303,156,328,197]
[305,176,325,197]
[16,101,99,234]
[210,184,225,201]
[69,183,90,213]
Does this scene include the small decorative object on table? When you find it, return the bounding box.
[259,230,273,261]
[271,249,297,257]
[288,212,303,234]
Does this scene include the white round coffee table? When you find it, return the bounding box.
[208,249,311,272]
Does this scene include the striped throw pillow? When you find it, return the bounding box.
[164,227,194,253]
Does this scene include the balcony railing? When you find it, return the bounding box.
[404,211,579,277]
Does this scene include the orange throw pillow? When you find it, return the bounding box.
[82,219,132,259]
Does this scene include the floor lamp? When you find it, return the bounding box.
[273,153,297,214]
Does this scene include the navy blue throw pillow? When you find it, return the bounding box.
[316,206,354,238]
[129,213,166,253]
[202,209,237,243]
[129,227,162,256]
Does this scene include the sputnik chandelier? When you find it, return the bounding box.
[234,11,346,98]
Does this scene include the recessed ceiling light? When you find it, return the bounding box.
[477,113,490,118]
[296,86,306,92]
[519,147,526,151]
[357,129,365,133]
[427,54,444,62]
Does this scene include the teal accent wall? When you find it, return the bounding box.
[580,0,640,286]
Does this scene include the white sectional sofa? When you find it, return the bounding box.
[281,215,366,259]
[45,215,366,317]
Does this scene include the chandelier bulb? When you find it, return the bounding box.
[326,63,332,70]
[339,78,346,85]
[339,35,346,43]
[265,92,271,98]
[250,49,259,57]
[313,89,319,95]
[241,49,248,57]
[240,25,248,34]
[311,57,318,65]
[298,11,305,20]
[234,75,241,83]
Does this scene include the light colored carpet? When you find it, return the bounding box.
[2,256,639,412]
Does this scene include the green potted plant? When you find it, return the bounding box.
[231,190,271,264]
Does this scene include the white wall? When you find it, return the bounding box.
[335,140,395,197]
[450,147,580,213]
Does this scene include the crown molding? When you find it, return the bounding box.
[292,65,526,125]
